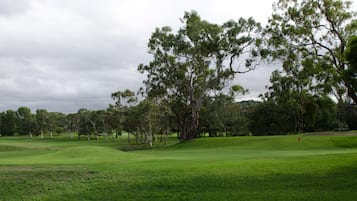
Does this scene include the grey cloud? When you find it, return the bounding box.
[0,0,31,16]
[0,0,281,113]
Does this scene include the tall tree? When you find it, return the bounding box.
[138,11,263,140]
[1,110,18,136]
[65,113,81,139]
[111,89,137,108]
[16,107,35,136]
[77,108,95,140]
[262,69,337,132]
[266,0,357,103]
[111,89,137,138]
[36,109,49,139]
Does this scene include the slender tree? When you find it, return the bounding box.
[36,109,49,139]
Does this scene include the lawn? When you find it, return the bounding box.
[0,132,357,201]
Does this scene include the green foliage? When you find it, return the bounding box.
[1,110,18,136]
[16,107,35,136]
[35,109,50,135]
[337,102,357,130]
[249,95,337,136]
[249,101,295,135]
[259,69,338,134]
[200,95,251,136]
[266,0,357,103]
[111,89,137,107]
[138,11,263,140]
[344,36,357,97]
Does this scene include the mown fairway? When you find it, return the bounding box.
[1,133,357,201]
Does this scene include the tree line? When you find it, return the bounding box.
[1,90,355,140]
[1,0,356,142]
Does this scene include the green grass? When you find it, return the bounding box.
[0,132,357,201]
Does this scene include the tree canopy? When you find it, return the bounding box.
[138,11,263,140]
[266,0,357,103]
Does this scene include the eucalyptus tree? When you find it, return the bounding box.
[65,113,81,139]
[1,110,18,136]
[47,112,66,138]
[36,109,49,139]
[266,0,357,103]
[16,107,35,137]
[138,11,263,140]
[111,89,137,138]
[124,99,160,146]
[77,108,95,140]
[255,65,339,134]
[111,89,137,108]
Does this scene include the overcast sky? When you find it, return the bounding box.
[1,0,352,113]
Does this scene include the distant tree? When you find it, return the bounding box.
[65,113,81,139]
[337,102,357,130]
[107,104,122,139]
[263,70,314,132]
[256,69,338,134]
[314,96,337,131]
[200,94,249,136]
[77,109,95,140]
[111,89,137,138]
[1,110,18,136]
[266,0,357,103]
[111,89,137,108]
[138,11,263,140]
[16,107,35,137]
[248,101,295,135]
[47,112,66,138]
[129,99,160,146]
[122,99,158,146]
[90,110,114,141]
[156,100,174,143]
[36,109,49,139]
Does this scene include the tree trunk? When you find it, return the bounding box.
[178,112,199,140]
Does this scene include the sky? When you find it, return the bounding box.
[0,0,349,113]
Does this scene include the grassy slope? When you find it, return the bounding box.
[0,133,357,201]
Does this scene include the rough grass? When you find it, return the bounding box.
[0,132,357,201]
